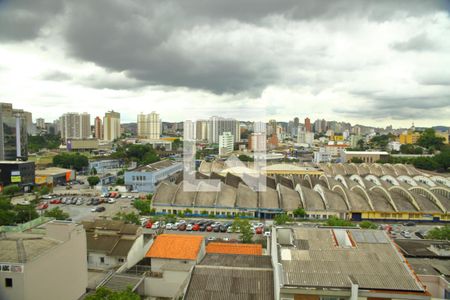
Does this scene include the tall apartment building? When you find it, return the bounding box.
[219,132,234,156]
[297,127,314,146]
[137,112,161,139]
[36,118,45,129]
[304,117,311,132]
[103,111,120,141]
[59,112,91,141]
[94,116,102,140]
[195,120,208,141]
[267,119,277,136]
[0,103,28,160]
[207,116,240,144]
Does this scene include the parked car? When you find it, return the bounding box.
[403,221,416,227]
[264,231,271,237]
[145,221,153,229]
[207,236,217,241]
[166,223,173,230]
[219,225,227,233]
[213,226,221,232]
[199,224,207,231]
[76,199,83,205]
[107,198,116,204]
[255,227,263,234]
[37,202,49,210]
[192,224,200,231]
[152,222,160,229]
[186,224,193,231]
[91,206,105,212]
[178,223,187,231]
[92,199,100,205]
[206,226,213,232]
[41,195,52,200]
[415,231,426,239]
[50,199,61,204]
[401,231,412,238]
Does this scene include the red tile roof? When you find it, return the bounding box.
[206,242,262,256]
[146,234,203,260]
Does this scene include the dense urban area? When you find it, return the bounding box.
[0,101,449,300]
[1,0,450,299]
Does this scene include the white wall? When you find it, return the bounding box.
[88,252,121,270]
[144,269,191,299]
[126,236,153,269]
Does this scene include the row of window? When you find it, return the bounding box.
[132,175,147,181]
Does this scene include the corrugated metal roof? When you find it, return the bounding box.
[280,228,424,292]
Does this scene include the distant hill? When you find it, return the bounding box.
[432,126,449,132]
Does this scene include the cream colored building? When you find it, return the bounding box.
[137,112,161,139]
[0,221,88,300]
[59,112,91,141]
[103,111,120,141]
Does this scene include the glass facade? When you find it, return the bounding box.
[0,103,28,161]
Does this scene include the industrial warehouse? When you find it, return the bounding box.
[151,162,450,222]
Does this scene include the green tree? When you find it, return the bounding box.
[238,154,254,162]
[27,134,61,153]
[133,200,151,215]
[359,221,378,229]
[231,219,253,243]
[37,185,51,196]
[357,139,365,150]
[116,178,125,185]
[0,197,15,225]
[413,157,438,171]
[293,208,306,218]
[113,212,140,225]
[417,129,445,151]
[90,167,98,175]
[85,287,140,300]
[274,213,292,225]
[433,147,450,172]
[53,152,89,171]
[44,207,70,220]
[426,225,450,240]
[326,217,355,227]
[87,176,100,187]
[2,185,20,196]
[14,205,39,224]
[172,138,182,151]
[350,157,363,163]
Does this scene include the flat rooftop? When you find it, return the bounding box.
[278,227,425,292]
[131,160,181,173]
[0,232,61,263]
[35,167,72,176]
[0,160,34,165]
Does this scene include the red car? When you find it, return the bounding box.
[206,226,213,232]
[145,221,153,229]
[37,202,49,210]
[255,227,263,234]
[192,224,200,231]
[50,199,61,204]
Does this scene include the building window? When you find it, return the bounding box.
[100,257,105,263]
[118,258,125,263]
[5,278,13,288]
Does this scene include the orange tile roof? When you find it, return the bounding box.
[146,234,204,260]
[206,242,262,256]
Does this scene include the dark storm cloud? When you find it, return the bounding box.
[0,0,63,41]
[58,0,449,94]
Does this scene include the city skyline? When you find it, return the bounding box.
[1,1,450,127]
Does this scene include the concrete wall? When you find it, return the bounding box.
[418,275,449,299]
[144,269,191,299]
[151,258,196,273]
[126,236,153,269]
[88,252,122,270]
[1,222,88,300]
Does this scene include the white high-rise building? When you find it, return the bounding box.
[103,111,120,141]
[59,112,91,141]
[208,116,240,144]
[137,112,161,139]
[297,127,314,147]
[195,120,208,141]
[219,132,234,156]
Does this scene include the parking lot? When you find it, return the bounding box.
[42,195,137,222]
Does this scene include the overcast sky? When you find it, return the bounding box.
[1,0,449,127]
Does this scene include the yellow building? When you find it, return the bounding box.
[333,135,344,141]
[399,131,421,144]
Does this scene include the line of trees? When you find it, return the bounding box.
[53,152,89,171]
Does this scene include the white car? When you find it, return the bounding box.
[264,232,271,237]
[108,198,116,204]
[166,223,173,230]
[152,222,160,229]
[222,237,230,241]
[127,195,133,199]
[140,218,148,226]
[186,224,193,231]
